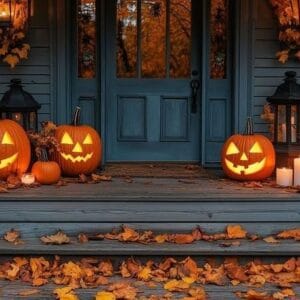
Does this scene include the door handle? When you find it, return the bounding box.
[190,79,200,114]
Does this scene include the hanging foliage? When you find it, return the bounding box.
[0,0,31,68]
[269,0,300,63]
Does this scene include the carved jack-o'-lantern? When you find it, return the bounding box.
[221,118,275,181]
[53,107,102,176]
[0,119,31,180]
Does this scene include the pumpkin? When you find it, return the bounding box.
[0,119,31,180]
[53,107,102,176]
[32,150,61,185]
[221,118,275,181]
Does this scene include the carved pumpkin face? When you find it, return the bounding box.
[54,125,102,176]
[221,134,275,181]
[0,119,31,180]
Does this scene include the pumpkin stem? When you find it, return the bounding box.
[244,117,254,135]
[72,106,81,126]
[40,149,49,162]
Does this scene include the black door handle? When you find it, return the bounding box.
[190,79,200,114]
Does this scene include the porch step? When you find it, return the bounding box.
[0,238,299,256]
[0,280,299,300]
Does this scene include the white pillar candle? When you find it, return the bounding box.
[21,173,35,185]
[294,158,300,186]
[276,168,293,187]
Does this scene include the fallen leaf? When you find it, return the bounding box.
[227,225,247,239]
[92,174,112,182]
[95,291,116,300]
[40,231,70,245]
[164,279,190,292]
[263,236,279,244]
[54,287,79,300]
[18,289,40,296]
[4,229,23,245]
[277,228,300,240]
[78,233,89,244]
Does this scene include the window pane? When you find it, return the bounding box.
[210,0,228,79]
[141,0,166,78]
[78,0,97,79]
[170,0,191,78]
[117,0,138,78]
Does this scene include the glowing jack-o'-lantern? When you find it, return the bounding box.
[0,119,31,180]
[221,118,275,181]
[53,107,102,176]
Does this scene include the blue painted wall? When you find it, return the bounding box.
[252,0,300,136]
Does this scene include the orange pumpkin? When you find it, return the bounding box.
[221,118,275,181]
[32,160,61,185]
[53,107,102,176]
[0,119,31,180]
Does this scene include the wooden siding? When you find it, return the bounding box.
[0,0,52,124]
[253,0,300,135]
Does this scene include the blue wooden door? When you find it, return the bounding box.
[105,0,202,162]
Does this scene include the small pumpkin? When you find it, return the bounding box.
[221,118,275,181]
[0,119,31,180]
[53,107,102,176]
[32,149,61,185]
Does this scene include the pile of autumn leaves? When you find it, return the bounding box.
[0,256,299,299]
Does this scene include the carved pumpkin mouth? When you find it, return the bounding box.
[60,152,94,163]
[224,157,266,176]
[0,153,18,170]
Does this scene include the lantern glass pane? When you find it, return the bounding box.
[12,112,23,126]
[278,105,287,143]
[291,105,297,143]
[0,1,11,23]
[29,112,36,131]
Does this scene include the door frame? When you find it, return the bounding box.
[52,0,254,166]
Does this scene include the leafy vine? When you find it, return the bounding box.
[269,0,300,63]
[0,1,30,68]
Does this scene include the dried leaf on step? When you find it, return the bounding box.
[0,185,8,193]
[220,241,241,247]
[170,234,195,244]
[92,174,113,182]
[242,181,263,188]
[4,229,23,245]
[273,289,295,299]
[227,225,247,239]
[54,287,79,300]
[78,233,89,244]
[95,291,116,300]
[32,277,48,286]
[236,289,272,299]
[164,279,191,292]
[263,236,279,244]
[108,282,137,300]
[40,231,70,245]
[187,287,207,300]
[79,174,89,183]
[18,289,40,296]
[7,175,22,188]
[277,228,300,240]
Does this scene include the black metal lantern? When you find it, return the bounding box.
[0,79,41,132]
[267,71,300,168]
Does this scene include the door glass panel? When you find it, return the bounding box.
[210,0,228,79]
[78,0,97,79]
[116,0,191,79]
[117,0,138,78]
[141,0,167,78]
[170,0,191,78]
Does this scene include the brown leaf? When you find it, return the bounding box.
[4,229,23,245]
[164,279,191,292]
[79,174,89,183]
[40,231,70,245]
[277,228,300,240]
[78,233,89,244]
[263,236,280,244]
[227,225,247,239]
[18,289,40,296]
[92,174,112,182]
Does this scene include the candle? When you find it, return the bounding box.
[21,173,35,185]
[281,123,287,142]
[276,168,293,187]
[294,157,300,186]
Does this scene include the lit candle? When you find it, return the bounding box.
[282,123,287,142]
[276,168,293,187]
[21,173,35,185]
[294,157,300,186]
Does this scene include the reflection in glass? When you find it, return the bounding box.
[78,0,96,79]
[210,0,228,79]
[141,0,166,78]
[291,105,297,143]
[278,105,287,143]
[117,0,138,78]
[170,0,191,78]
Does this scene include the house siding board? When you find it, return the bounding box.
[253,0,300,135]
[0,0,51,123]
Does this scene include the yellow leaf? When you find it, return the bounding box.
[227,225,247,239]
[95,291,116,300]
[54,287,79,300]
[137,266,152,281]
[3,54,19,68]
[164,279,190,292]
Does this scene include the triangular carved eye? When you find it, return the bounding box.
[226,142,240,155]
[250,142,263,154]
[1,132,14,145]
[61,132,74,145]
[83,134,93,145]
